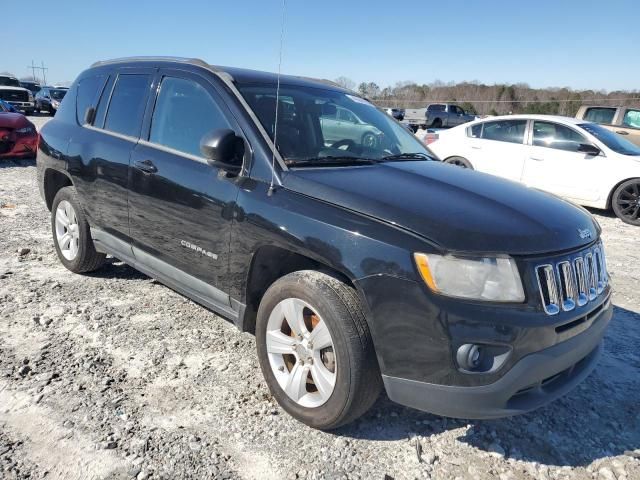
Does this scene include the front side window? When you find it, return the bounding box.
[238,83,433,165]
[579,123,640,156]
[481,120,527,144]
[583,107,616,125]
[468,123,482,138]
[532,121,587,152]
[150,76,231,158]
[104,74,150,137]
[622,109,640,129]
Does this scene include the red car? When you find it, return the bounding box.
[0,100,38,159]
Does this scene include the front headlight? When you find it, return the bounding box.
[414,253,525,302]
[28,92,34,101]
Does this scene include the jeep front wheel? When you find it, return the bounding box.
[256,271,381,430]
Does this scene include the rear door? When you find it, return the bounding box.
[127,69,243,303]
[521,120,604,202]
[465,119,528,181]
[67,68,154,246]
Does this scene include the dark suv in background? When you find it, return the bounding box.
[35,86,68,115]
[37,57,612,429]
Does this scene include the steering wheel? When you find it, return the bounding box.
[330,139,356,151]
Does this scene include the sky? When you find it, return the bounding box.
[2,0,639,92]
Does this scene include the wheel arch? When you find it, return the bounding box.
[606,176,640,209]
[240,245,358,334]
[43,168,74,211]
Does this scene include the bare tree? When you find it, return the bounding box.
[334,76,355,91]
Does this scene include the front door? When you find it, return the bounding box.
[522,120,603,203]
[128,70,243,302]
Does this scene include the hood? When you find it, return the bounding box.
[0,86,30,93]
[283,161,599,255]
[0,112,31,129]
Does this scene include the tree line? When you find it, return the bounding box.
[333,77,640,117]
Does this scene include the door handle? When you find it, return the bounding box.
[529,156,544,161]
[616,130,629,135]
[134,159,157,174]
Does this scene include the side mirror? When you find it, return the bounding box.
[577,143,601,156]
[200,129,244,174]
[84,107,96,125]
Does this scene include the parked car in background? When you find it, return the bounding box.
[20,80,42,98]
[0,75,35,115]
[35,87,68,115]
[320,104,383,148]
[384,107,404,121]
[429,115,640,225]
[0,101,38,159]
[576,105,640,147]
[38,57,611,429]
[404,103,476,130]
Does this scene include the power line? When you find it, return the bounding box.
[25,60,48,84]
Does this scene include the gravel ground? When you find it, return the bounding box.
[0,115,639,480]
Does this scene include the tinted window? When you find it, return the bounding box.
[622,109,640,129]
[481,120,527,144]
[0,77,20,87]
[76,75,106,125]
[583,107,616,125]
[428,104,445,112]
[532,121,587,152]
[104,74,150,137]
[149,76,231,157]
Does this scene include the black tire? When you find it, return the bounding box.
[49,108,56,117]
[51,186,106,273]
[431,118,443,128]
[361,132,378,149]
[444,156,473,169]
[256,270,382,430]
[611,178,640,226]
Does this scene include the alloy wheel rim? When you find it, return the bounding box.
[448,159,468,168]
[617,183,640,220]
[55,200,80,261]
[265,298,336,408]
[363,134,377,148]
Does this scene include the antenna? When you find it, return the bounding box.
[268,0,287,197]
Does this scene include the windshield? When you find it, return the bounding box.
[237,83,434,166]
[579,123,640,156]
[50,89,67,100]
[0,77,21,87]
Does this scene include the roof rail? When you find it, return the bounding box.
[90,56,210,69]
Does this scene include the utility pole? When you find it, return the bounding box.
[25,61,48,84]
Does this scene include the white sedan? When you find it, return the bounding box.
[428,114,640,225]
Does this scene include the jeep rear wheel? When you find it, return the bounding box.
[256,271,381,430]
[51,187,106,273]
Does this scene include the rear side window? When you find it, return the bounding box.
[149,76,231,157]
[104,74,150,137]
[532,121,587,152]
[481,120,527,144]
[428,104,445,112]
[583,107,616,125]
[622,109,640,129]
[76,75,106,125]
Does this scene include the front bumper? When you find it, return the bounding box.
[382,298,612,419]
[0,134,38,158]
[7,101,34,110]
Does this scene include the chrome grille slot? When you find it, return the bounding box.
[535,242,608,316]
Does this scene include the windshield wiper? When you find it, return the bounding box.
[285,156,378,167]
[380,152,432,162]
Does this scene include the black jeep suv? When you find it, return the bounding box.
[37,57,612,429]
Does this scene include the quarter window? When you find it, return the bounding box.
[481,120,527,144]
[149,76,231,158]
[76,75,106,125]
[104,74,150,137]
[622,109,640,129]
[532,121,587,152]
[468,123,482,138]
[583,107,616,125]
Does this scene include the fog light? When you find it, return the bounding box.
[457,344,482,371]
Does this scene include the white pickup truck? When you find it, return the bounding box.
[403,103,476,130]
